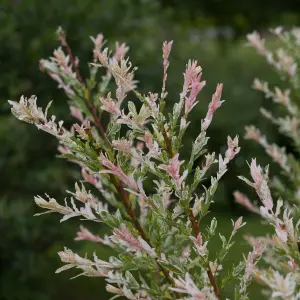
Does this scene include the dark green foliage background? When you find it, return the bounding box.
[0,0,297,299]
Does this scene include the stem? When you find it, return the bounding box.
[161,125,174,157]
[111,176,174,287]
[58,29,84,83]
[58,29,110,149]
[163,129,221,300]
[189,211,199,236]
[189,210,221,299]
[207,267,221,299]
[85,88,111,148]
[90,103,107,141]
[189,215,221,298]
[112,177,147,241]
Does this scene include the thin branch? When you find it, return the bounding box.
[189,211,199,236]
[59,30,111,149]
[190,210,221,299]
[163,132,221,300]
[207,267,221,299]
[110,176,175,287]
[58,27,84,83]
[161,125,174,157]
[85,88,111,147]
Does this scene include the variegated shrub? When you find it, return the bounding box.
[235,27,300,299]
[9,28,279,299]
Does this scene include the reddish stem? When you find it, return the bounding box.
[161,126,174,157]
[58,30,84,83]
[189,215,221,299]
[189,211,199,236]
[58,29,108,144]
[162,130,221,299]
[111,177,173,286]
[207,268,221,299]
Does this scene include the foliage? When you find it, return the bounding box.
[2,1,296,299]
[0,1,171,299]
[8,26,269,300]
[235,27,300,299]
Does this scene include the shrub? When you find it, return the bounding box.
[235,27,300,299]
[8,22,300,299]
[8,28,257,299]
[1,1,172,299]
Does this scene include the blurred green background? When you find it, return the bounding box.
[1,0,299,299]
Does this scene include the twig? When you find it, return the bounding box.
[85,88,111,147]
[111,176,174,287]
[163,132,221,300]
[58,27,84,83]
[58,29,111,149]
[189,211,199,236]
[189,214,221,299]
[207,267,221,299]
[161,125,174,157]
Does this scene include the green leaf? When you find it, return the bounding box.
[128,101,137,115]
[158,262,183,275]
[125,271,140,289]
[208,217,217,236]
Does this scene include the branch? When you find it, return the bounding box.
[85,88,111,147]
[161,125,174,157]
[207,267,221,299]
[189,213,221,298]
[163,130,221,300]
[56,33,177,292]
[59,30,110,148]
[58,27,84,83]
[189,211,199,235]
[110,175,175,289]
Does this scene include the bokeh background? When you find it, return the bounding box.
[1,0,299,299]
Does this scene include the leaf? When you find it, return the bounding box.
[208,217,217,236]
[108,122,121,138]
[128,101,137,115]
[125,271,139,289]
[100,210,123,227]
[158,262,183,275]
[219,233,227,247]
[55,264,74,273]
